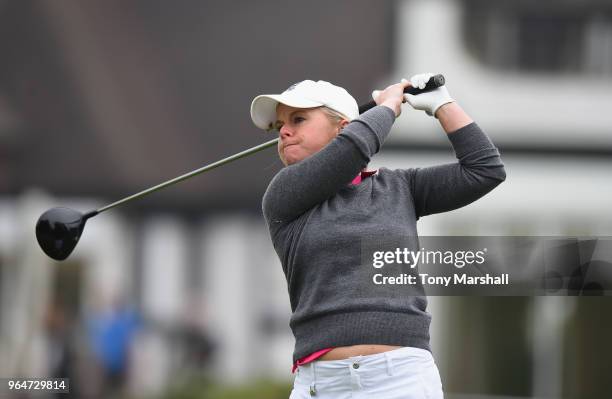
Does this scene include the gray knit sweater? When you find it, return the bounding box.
[262,105,506,363]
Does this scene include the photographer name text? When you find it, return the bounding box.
[372,273,509,286]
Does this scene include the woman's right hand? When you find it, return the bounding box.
[371,79,412,117]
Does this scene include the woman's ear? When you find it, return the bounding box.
[338,119,349,132]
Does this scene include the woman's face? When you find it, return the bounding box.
[275,104,345,166]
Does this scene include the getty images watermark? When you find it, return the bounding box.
[362,237,612,295]
[371,247,509,287]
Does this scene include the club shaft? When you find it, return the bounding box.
[96,137,279,214]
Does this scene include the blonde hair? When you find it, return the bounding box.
[320,106,350,125]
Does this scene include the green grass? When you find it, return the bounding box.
[155,377,292,399]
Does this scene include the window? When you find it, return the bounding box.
[462,0,612,75]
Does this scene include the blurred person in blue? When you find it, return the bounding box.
[250,73,506,398]
[86,297,140,396]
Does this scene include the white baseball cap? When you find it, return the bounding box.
[250,80,359,131]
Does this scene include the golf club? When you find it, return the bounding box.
[35,74,445,261]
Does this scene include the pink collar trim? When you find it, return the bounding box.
[350,169,378,185]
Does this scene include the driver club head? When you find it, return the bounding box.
[35,207,97,261]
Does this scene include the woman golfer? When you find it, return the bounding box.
[250,73,505,399]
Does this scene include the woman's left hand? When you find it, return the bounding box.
[371,79,412,117]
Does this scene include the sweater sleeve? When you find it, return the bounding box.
[262,105,396,225]
[398,122,506,218]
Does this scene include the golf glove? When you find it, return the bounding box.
[404,73,455,117]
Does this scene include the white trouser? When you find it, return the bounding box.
[290,347,444,399]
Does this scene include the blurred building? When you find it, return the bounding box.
[1,1,611,398]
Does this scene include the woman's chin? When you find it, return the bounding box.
[283,147,305,165]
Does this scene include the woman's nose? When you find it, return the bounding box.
[279,124,293,138]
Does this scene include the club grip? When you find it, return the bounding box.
[358,74,445,114]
